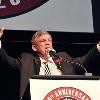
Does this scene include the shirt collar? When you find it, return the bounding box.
[40,57,54,64]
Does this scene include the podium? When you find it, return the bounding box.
[30,75,100,100]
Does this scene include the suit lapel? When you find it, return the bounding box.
[33,57,41,75]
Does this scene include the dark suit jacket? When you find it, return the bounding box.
[0,46,100,100]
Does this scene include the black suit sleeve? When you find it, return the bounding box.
[0,47,21,70]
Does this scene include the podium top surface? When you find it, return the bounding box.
[31,75,100,80]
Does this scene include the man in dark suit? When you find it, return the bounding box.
[0,27,100,100]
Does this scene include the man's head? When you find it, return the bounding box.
[31,31,53,58]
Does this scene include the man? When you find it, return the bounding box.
[0,27,100,100]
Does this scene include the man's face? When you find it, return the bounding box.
[32,34,53,56]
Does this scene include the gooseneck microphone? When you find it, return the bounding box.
[47,48,63,59]
[47,48,88,74]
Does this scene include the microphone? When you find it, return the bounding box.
[47,48,63,59]
[47,48,64,68]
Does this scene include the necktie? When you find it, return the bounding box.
[43,62,51,75]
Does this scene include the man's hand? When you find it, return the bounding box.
[98,41,100,46]
[0,27,4,39]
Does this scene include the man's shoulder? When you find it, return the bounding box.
[57,51,67,55]
[20,52,33,58]
[57,51,70,57]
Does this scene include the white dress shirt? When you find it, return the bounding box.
[39,56,62,75]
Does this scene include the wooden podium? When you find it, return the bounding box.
[30,75,100,100]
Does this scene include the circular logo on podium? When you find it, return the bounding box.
[43,87,91,100]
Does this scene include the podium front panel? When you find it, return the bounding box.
[30,75,100,100]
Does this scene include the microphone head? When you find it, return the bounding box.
[47,48,56,52]
[47,48,63,60]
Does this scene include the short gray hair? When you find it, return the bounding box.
[31,31,51,44]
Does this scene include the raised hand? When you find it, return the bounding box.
[98,41,100,46]
[0,27,4,39]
